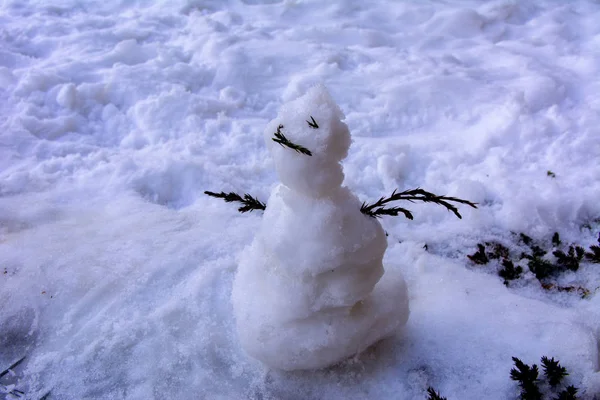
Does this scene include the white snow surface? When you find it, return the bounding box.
[233,86,409,371]
[1,0,600,399]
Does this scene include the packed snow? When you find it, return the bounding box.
[1,0,600,399]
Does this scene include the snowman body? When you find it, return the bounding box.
[231,86,409,370]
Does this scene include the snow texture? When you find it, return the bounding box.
[0,0,600,399]
[232,86,409,370]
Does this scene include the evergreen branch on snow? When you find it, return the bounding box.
[204,191,266,213]
[360,188,477,220]
[272,124,313,156]
[306,116,319,129]
[556,386,578,400]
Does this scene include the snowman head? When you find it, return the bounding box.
[264,85,351,198]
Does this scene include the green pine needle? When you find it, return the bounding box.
[272,124,313,156]
[204,191,266,213]
[360,188,477,220]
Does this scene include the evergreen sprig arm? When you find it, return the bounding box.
[204,191,266,213]
[360,188,478,219]
[272,124,312,156]
[362,204,414,220]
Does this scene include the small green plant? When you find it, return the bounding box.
[426,387,447,400]
[547,171,556,178]
[499,259,523,285]
[488,242,510,260]
[204,191,266,213]
[426,356,579,400]
[584,233,600,263]
[510,356,579,400]
[553,246,585,272]
[468,230,599,295]
[555,386,578,400]
[520,233,533,246]
[468,244,489,265]
[518,234,554,280]
[541,357,568,388]
[511,357,542,400]
[525,256,558,281]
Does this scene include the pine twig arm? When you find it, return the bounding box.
[272,125,313,156]
[360,188,477,220]
[204,191,266,213]
[360,201,414,220]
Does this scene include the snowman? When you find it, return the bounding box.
[231,85,410,371]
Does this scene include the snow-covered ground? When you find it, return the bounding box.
[1,0,599,398]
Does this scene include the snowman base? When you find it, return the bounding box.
[233,264,409,371]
